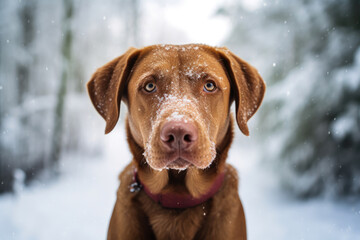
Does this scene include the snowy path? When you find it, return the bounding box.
[231,136,360,240]
[0,129,359,240]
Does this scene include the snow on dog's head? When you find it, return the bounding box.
[86,44,264,171]
[122,45,234,171]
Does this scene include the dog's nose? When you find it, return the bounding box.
[160,121,198,151]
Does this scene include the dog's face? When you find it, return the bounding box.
[126,46,232,170]
[87,44,265,171]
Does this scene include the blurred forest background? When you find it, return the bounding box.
[0,0,359,239]
[220,0,360,198]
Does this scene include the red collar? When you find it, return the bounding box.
[133,170,225,209]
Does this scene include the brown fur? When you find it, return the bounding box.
[87,44,265,240]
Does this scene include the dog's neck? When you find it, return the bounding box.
[133,168,226,208]
[125,116,234,201]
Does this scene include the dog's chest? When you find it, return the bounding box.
[138,192,210,240]
[151,210,206,240]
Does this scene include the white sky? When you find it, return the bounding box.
[108,0,262,47]
[161,0,231,45]
[141,0,232,46]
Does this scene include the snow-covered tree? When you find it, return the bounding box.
[222,0,360,198]
[0,0,216,194]
[0,0,114,193]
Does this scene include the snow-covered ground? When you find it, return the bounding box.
[0,126,359,240]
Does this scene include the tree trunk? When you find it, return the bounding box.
[50,0,73,171]
[124,0,140,47]
[0,1,36,193]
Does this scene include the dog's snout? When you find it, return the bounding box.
[160,121,198,151]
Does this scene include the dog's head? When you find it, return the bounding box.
[87,44,265,172]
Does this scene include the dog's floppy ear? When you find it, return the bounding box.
[217,48,266,136]
[87,47,140,134]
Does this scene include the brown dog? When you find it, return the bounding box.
[87,44,265,240]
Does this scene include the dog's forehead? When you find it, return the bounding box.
[137,44,222,73]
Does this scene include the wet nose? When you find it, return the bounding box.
[160,121,198,151]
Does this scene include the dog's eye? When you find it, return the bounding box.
[144,82,156,93]
[203,81,216,92]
